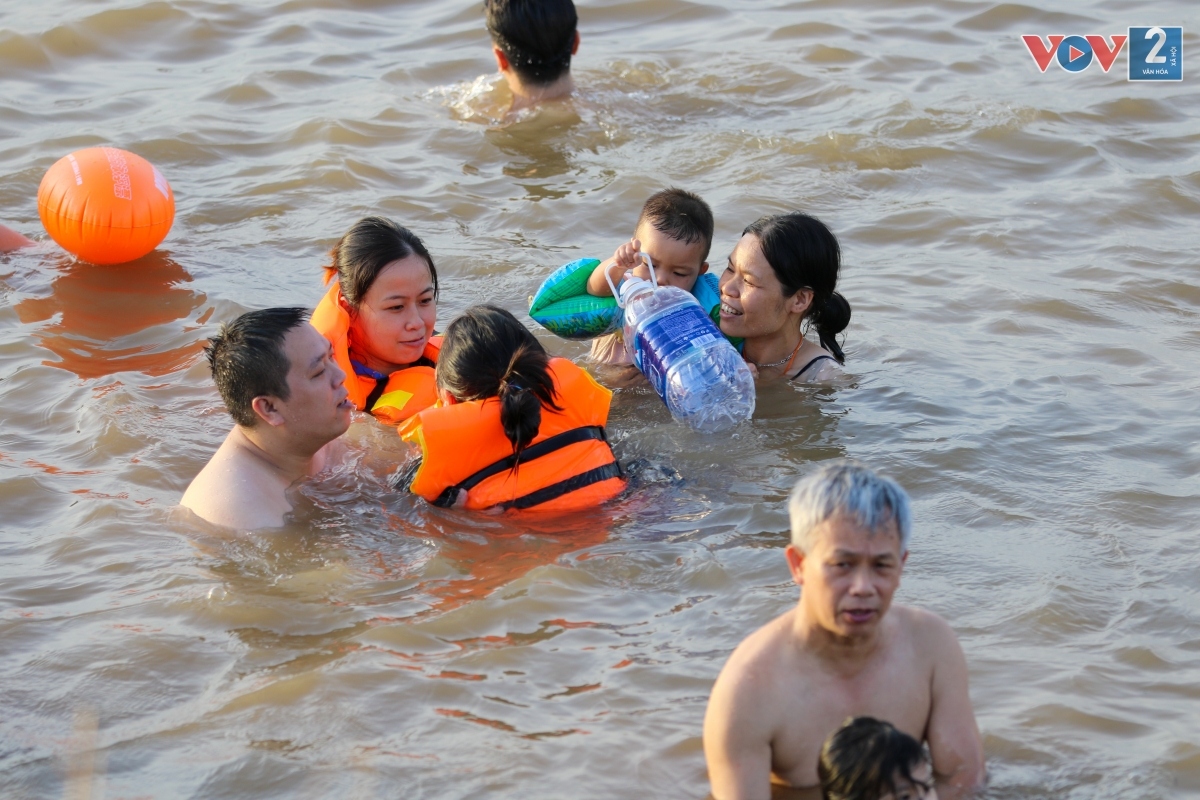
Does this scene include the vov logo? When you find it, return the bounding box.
[1022,28,1183,81]
[1021,34,1127,73]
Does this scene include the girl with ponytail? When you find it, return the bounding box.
[399,305,625,512]
[717,212,851,383]
[435,305,561,462]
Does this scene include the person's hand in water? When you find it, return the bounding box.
[609,365,648,389]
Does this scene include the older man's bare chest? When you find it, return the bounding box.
[767,636,933,788]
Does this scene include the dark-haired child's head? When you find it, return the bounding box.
[436,305,561,459]
[633,188,714,292]
[485,0,579,88]
[819,717,936,800]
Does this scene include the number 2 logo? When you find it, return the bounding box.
[1128,26,1182,82]
[1143,27,1168,64]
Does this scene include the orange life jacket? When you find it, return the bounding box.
[398,358,626,512]
[311,282,441,424]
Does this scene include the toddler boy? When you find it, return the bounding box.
[583,188,715,365]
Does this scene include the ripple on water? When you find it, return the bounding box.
[954,3,1094,33]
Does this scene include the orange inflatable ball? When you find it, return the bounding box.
[37,147,175,265]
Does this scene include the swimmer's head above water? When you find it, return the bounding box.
[720,211,852,367]
[435,304,561,461]
[788,460,912,556]
[631,187,714,291]
[325,216,439,374]
[208,307,312,427]
[587,187,714,305]
[819,717,937,800]
[485,0,580,109]
[183,307,351,529]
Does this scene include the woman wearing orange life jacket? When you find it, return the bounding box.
[398,305,626,513]
[310,217,441,424]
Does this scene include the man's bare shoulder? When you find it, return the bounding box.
[897,606,960,638]
[0,223,35,252]
[180,431,289,530]
[718,609,797,689]
[704,608,797,797]
[891,604,962,652]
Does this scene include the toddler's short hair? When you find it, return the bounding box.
[636,187,714,263]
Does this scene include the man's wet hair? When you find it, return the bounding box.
[205,307,310,428]
[485,0,578,87]
[636,188,715,263]
[819,717,930,800]
[788,460,912,554]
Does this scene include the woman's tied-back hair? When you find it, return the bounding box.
[324,216,438,306]
[205,307,310,428]
[743,211,851,363]
[788,460,912,554]
[818,717,930,800]
[485,0,578,86]
[436,305,562,462]
[637,187,715,262]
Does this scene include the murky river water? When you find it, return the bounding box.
[2,1,1199,798]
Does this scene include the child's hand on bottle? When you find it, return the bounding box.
[624,240,658,283]
[612,238,642,270]
[607,238,645,286]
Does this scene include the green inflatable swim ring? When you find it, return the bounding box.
[529,257,725,340]
[528,258,620,340]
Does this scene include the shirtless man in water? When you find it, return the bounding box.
[485,0,580,112]
[704,461,984,800]
[181,307,352,529]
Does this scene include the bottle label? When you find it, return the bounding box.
[633,302,721,399]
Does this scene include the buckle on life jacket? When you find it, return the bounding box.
[431,425,621,509]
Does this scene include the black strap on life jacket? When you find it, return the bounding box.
[364,357,437,413]
[431,425,622,509]
[494,461,624,511]
[365,377,389,412]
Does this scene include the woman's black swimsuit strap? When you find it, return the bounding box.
[789,354,837,382]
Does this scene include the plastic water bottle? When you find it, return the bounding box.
[607,255,755,433]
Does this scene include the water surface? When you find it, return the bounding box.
[2,1,1199,798]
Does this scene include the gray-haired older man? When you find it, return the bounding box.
[703,461,984,800]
